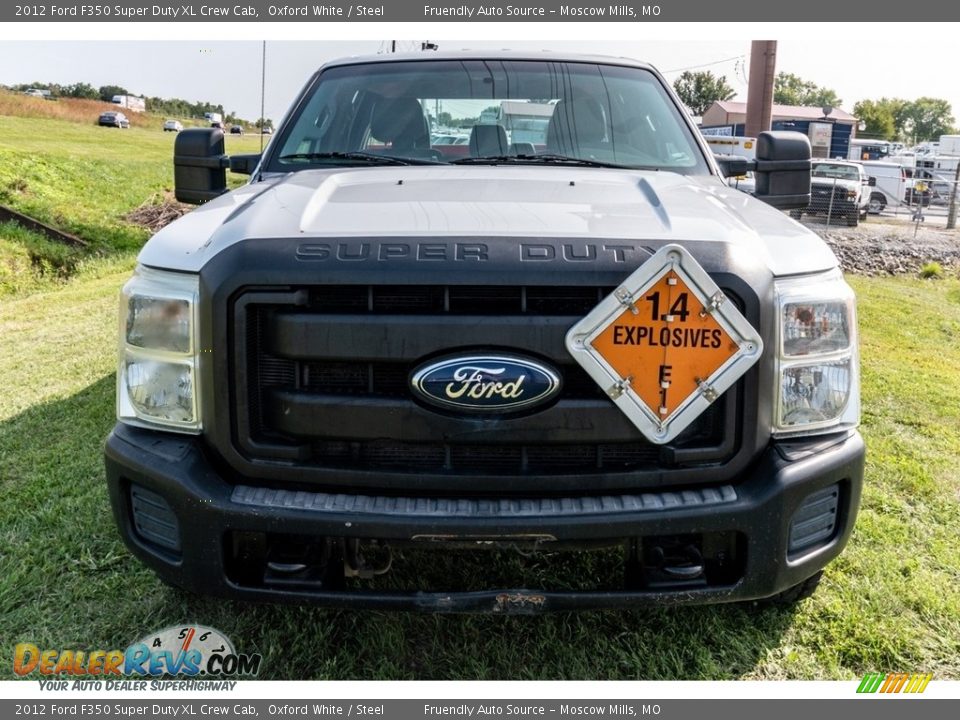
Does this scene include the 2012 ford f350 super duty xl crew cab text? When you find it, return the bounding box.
[104,52,864,612]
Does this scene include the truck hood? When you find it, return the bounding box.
[139,166,837,276]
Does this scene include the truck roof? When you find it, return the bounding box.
[318,50,658,73]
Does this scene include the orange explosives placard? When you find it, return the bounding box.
[590,270,741,418]
[565,244,763,444]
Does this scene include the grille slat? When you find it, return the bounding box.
[304,284,616,315]
[310,440,661,475]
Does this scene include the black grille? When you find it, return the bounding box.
[809,183,852,211]
[234,285,740,482]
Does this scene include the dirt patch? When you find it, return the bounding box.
[124,193,190,233]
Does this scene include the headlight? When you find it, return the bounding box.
[117,266,200,433]
[774,270,859,437]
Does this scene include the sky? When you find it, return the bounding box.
[0,39,957,128]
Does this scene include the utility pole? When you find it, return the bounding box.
[745,40,777,138]
[947,161,960,230]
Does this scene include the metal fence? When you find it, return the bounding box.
[796,170,960,231]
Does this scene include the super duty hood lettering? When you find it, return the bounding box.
[294,241,642,263]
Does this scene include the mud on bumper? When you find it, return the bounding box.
[105,424,864,612]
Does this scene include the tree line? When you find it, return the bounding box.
[3,81,270,129]
[672,70,956,142]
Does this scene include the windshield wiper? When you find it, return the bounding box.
[277,151,441,166]
[449,153,647,170]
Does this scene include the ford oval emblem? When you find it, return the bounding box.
[410,354,562,413]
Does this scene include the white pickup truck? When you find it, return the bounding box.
[104,51,863,612]
[793,159,874,226]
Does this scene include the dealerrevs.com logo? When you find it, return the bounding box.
[14,625,262,682]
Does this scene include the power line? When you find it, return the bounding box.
[663,55,746,74]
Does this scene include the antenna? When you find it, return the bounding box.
[260,40,266,153]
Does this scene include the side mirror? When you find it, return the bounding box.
[753,131,811,210]
[716,156,752,178]
[868,177,877,187]
[174,128,228,205]
[229,154,261,175]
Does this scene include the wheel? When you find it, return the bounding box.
[868,194,885,214]
[789,209,803,220]
[766,570,824,605]
[846,212,859,227]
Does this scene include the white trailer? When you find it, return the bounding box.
[112,95,146,113]
[938,135,960,157]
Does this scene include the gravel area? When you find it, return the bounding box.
[801,217,960,275]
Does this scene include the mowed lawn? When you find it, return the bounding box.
[0,114,958,680]
[0,114,262,295]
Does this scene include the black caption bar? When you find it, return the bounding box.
[2,699,958,719]
[3,0,956,22]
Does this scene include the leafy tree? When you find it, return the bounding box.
[773,72,841,108]
[98,85,129,102]
[853,96,955,142]
[672,71,736,117]
[853,99,897,140]
[897,97,956,142]
[62,82,98,100]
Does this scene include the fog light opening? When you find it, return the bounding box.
[788,483,841,558]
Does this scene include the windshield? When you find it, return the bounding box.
[812,163,860,181]
[267,59,709,173]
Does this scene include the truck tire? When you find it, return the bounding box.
[868,194,885,214]
[767,570,824,605]
[789,210,803,220]
[846,213,859,227]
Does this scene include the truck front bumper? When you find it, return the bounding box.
[105,424,864,612]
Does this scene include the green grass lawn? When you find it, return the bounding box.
[1,272,958,680]
[0,113,958,680]
[0,115,262,296]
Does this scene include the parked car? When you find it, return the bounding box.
[230,126,244,135]
[792,160,873,226]
[98,111,130,129]
[260,127,273,135]
[163,119,183,133]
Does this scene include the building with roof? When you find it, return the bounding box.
[701,101,860,159]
